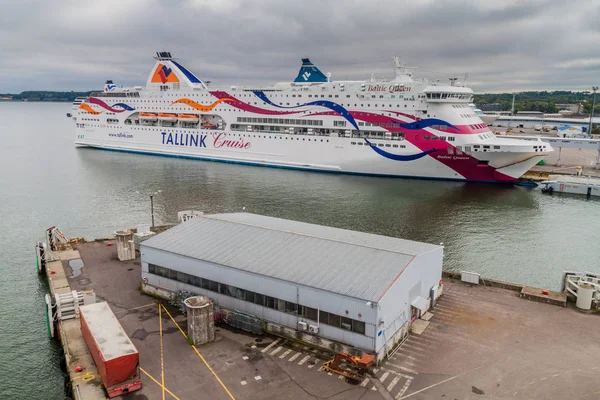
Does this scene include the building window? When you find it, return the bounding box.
[352,320,366,335]
[328,313,341,328]
[147,264,368,335]
[341,317,353,331]
[304,307,318,321]
[319,310,329,324]
[265,296,276,309]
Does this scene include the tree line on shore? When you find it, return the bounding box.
[473,91,597,115]
[0,91,96,102]
[1,90,596,115]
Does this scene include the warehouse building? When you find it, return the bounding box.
[140,213,443,360]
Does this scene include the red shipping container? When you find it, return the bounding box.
[80,302,142,397]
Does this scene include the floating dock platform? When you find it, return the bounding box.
[541,175,600,196]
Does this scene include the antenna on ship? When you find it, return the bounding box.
[392,56,414,80]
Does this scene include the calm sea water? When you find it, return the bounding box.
[1,102,599,399]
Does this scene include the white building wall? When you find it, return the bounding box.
[375,248,443,354]
[141,247,378,351]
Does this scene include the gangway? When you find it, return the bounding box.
[46,226,70,251]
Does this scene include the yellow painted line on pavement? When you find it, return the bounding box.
[161,304,236,400]
[160,304,165,400]
[140,367,181,400]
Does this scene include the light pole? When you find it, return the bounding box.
[588,86,598,136]
[137,190,161,228]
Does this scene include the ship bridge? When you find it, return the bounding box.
[423,85,473,102]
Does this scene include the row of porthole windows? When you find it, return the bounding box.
[413,136,456,142]
[238,117,324,126]
[351,142,406,148]
[147,264,367,335]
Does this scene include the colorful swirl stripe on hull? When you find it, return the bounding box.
[88,98,135,113]
[209,91,301,115]
[252,90,359,130]
[172,98,233,112]
[79,103,102,115]
[353,112,513,181]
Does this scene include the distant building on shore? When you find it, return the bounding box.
[517,111,544,118]
[0,96,13,101]
[555,103,583,115]
[479,103,502,112]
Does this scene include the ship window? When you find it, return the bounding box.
[393,144,398,148]
[357,142,363,145]
[424,135,430,140]
[494,146,501,149]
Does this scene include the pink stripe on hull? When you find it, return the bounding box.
[353,113,514,182]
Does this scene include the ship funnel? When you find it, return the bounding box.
[294,58,329,83]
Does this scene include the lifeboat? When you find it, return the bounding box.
[178,113,199,123]
[158,113,178,123]
[202,119,216,129]
[139,112,157,121]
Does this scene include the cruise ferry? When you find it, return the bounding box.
[71,52,552,183]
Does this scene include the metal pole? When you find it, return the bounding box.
[589,87,597,135]
[150,195,155,228]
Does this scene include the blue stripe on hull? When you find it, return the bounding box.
[76,145,530,186]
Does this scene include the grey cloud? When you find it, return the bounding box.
[0,0,598,93]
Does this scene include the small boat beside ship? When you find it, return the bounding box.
[540,175,600,197]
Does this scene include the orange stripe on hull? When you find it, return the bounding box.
[171,98,232,112]
[79,103,102,115]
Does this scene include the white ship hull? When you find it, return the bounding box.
[75,126,545,182]
[72,53,552,183]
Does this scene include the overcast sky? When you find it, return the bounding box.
[1,0,599,93]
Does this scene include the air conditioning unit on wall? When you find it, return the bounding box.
[298,321,308,331]
[308,325,319,334]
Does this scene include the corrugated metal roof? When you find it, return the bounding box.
[141,213,442,301]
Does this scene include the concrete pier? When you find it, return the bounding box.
[44,248,106,400]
